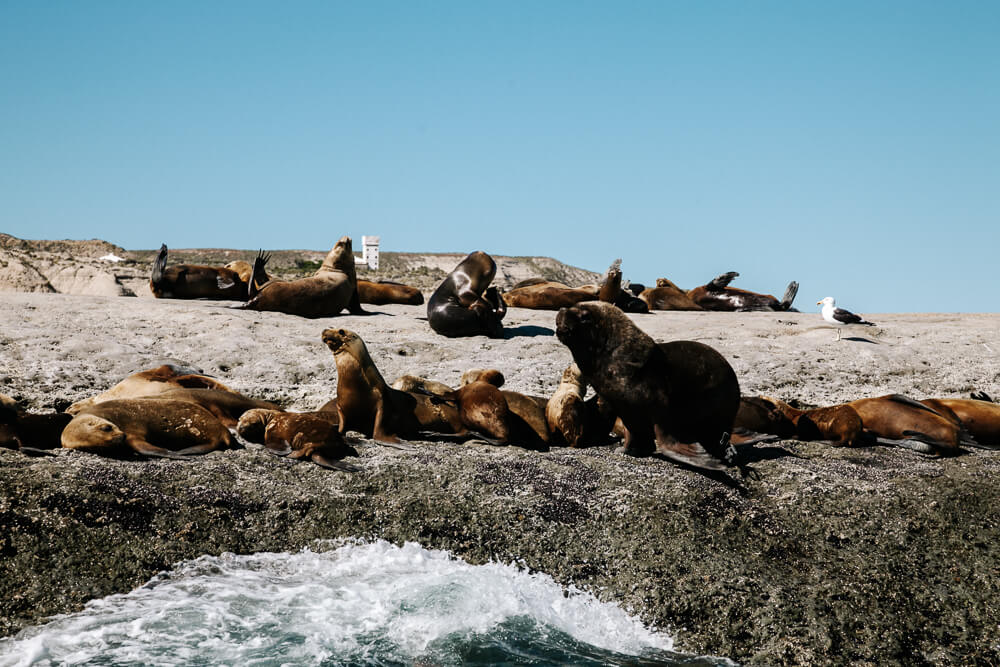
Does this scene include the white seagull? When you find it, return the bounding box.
[817,296,876,340]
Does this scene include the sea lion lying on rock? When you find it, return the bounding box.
[426,251,506,338]
[556,302,741,471]
[67,364,238,415]
[357,280,424,305]
[735,396,867,447]
[639,278,704,311]
[62,399,233,458]
[845,394,978,454]
[687,271,798,312]
[918,398,1000,448]
[244,236,365,318]
[150,245,269,300]
[145,388,281,428]
[236,409,359,471]
[1,394,73,453]
[502,260,623,311]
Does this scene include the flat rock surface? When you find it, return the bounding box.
[1,293,999,664]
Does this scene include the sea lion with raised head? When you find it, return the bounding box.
[427,251,506,338]
[687,271,798,312]
[244,237,365,318]
[639,278,704,311]
[62,399,233,458]
[236,408,360,471]
[357,279,424,305]
[150,246,269,300]
[67,364,239,415]
[556,302,741,471]
[321,328,467,444]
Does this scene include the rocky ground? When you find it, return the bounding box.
[1,285,999,664]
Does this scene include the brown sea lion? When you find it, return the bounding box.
[687,272,798,312]
[460,368,505,388]
[639,278,704,311]
[357,279,424,305]
[546,363,588,447]
[150,246,269,300]
[243,237,365,318]
[67,364,238,414]
[62,399,233,458]
[0,394,73,452]
[502,260,624,311]
[391,375,456,397]
[146,388,282,428]
[919,398,1000,448]
[321,328,467,444]
[738,396,867,447]
[452,380,513,443]
[236,408,359,471]
[555,302,741,471]
[225,251,271,293]
[427,251,506,338]
[845,394,977,454]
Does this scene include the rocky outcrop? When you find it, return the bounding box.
[1,439,998,664]
[0,251,55,293]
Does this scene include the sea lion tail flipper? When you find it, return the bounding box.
[970,390,994,402]
[876,436,940,456]
[128,438,195,459]
[151,244,168,286]
[780,281,799,310]
[653,427,728,471]
[310,453,361,472]
[707,271,739,290]
[373,438,417,452]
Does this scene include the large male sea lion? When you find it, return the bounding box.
[67,364,238,414]
[555,302,741,471]
[687,272,798,312]
[150,246,269,300]
[427,251,506,338]
[321,328,467,443]
[244,237,365,318]
[62,399,233,458]
[236,408,359,471]
[357,280,424,305]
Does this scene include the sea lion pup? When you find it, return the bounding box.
[639,278,704,311]
[243,236,366,318]
[150,245,268,300]
[844,394,977,454]
[145,388,282,429]
[357,279,424,305]
[0,394,73,452]
[918,398,1000,448]
[321,328,467,444]
[555,302,741,471]
[62,399,233,458]
[687,271,799,312]
[67,364,239,414]
[236,409,360,471]
[427,251,506,338]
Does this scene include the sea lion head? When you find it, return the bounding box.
[321,328,364,357]
[61,414,127,451]
[319,236,355,273]
[555,302,622,358]
[236,408,276,443]
[460,368,505,388]
[224,260,253,283]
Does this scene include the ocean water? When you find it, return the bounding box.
[0,540,730,666]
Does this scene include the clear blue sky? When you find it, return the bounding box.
[1,1,997,312]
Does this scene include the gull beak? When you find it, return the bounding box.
[816,300,822,305]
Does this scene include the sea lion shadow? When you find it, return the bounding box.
[843,336,878,344]
[503,325,555,338]
[735,443,800,463]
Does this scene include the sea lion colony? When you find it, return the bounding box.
[3,240,997,477]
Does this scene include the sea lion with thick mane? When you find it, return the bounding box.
[236,408,359,471]
[639,278,704,311]
[357,279,424,305]
[321,328,468,444]
[426,251,506,338]
[62,399,233,458]
[243,236,365,318]
[150,245,269,300]
[67,364,239,414]
[556,302,741,471]
[687,271,798,312]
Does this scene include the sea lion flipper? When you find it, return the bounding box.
[970,390,994,403]
[653,426,727,471]
[127,437,191,459]
[707,271,739,290]
[310,453,360,472]
[875,436,940,456]
[781,281,799,310]
[887,394,943,416]
[151,244,168,287]
[265,441,293,457]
